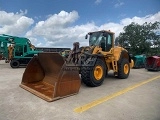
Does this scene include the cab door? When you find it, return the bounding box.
[100,33,113,52]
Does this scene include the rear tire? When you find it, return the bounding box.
[10,60,20,68]
[118,58,130,79]
[81,58,106,87]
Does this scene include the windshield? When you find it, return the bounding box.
[89,32,103,46]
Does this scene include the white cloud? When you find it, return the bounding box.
[27,22,98,48]
[120,12,160,25]
[26,11,79,36]
[0,10,34,35]
[26,10,86,47]
[27,11,160,48]
[0,10,160,49]
[114,0,124,8]
[99,23,124,37]
[100,12,160,37]
[95,0,102,5]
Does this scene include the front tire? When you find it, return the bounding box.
[81,58,106,87]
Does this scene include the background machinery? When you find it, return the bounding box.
[0,34,41,68]
[131,54,146,68]
[20,30,134,102]
[145,56,160,71]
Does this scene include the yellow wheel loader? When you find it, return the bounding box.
[20,30,134,102]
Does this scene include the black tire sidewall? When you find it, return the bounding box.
[10,60,20,68]
[118,59,130,79]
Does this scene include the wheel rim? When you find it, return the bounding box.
[94,65,103,80]
[124,64,129,74]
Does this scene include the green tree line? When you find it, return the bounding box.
[116,21,160,56]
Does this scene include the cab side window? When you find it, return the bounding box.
[108,34,112,45]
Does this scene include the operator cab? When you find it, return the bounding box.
[86,30,113,52]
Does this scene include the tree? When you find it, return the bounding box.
[116,21,160,56]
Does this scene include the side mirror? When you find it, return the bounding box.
[85,34,88,39]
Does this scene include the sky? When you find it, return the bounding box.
[0,0,160,48]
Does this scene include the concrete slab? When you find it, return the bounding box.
[0,60,160,120]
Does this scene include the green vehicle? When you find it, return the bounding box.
[0,34,42,68]
[132,55,146,68]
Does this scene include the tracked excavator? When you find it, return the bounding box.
[20,30,134,102]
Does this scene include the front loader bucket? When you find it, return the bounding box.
[20,52,81,102]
